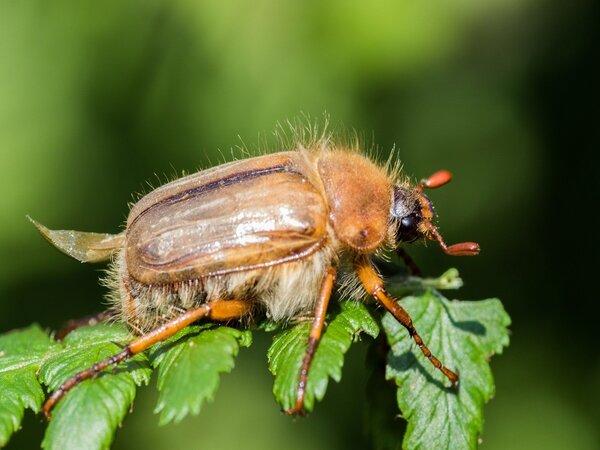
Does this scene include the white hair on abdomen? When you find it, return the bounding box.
[259,244,337,321]
[105,238,340,333]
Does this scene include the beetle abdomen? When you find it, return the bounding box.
[110,242,337,332]
[125,152,328,285]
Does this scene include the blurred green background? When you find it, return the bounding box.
[1,1,597,449]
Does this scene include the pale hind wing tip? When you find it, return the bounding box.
[28,216,124,263]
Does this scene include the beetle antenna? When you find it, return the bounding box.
[427,224,480,256]
[418,169,453,191]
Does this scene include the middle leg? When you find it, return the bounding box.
[285,267,337,415]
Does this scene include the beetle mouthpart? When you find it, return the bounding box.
[419,169,453,190]
[428,225,480,256]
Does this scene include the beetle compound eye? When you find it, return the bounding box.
[400,214,416,230]
[398,213,421,243]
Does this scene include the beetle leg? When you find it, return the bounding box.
[395,247,422,277]
[285,267,337,416]
[55,310,116,341]
[42,299,251,419]
[354,257,459,386]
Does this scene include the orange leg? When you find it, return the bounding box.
[43,299,251,419]
[285,267,336,416]
[355,257,458,386]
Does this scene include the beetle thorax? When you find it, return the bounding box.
[316,150,393,253]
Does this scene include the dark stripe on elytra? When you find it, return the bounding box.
[130,163,299,227]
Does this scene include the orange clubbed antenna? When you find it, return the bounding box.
[419,170,453,190]
[427,224,480,256]
[417,169,480,256]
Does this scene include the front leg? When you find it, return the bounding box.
[354,256,459,386]
[285,267,337,415]
[395,247,422,277]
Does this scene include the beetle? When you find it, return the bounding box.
[32,141,479,418]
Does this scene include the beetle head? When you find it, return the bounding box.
[391,170,480,256]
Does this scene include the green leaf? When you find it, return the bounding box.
[382,289,510,450]
[39,323,151,450]
[268,300,379,412]
[387,268,464,296]
[0,268,509,450]
[150,324,252,425]
[0,325,56,447]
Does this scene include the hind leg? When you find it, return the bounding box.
[43,299,252,419]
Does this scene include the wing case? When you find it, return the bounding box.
[125,152,328,284]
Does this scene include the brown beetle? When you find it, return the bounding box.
[32,140,479,418]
